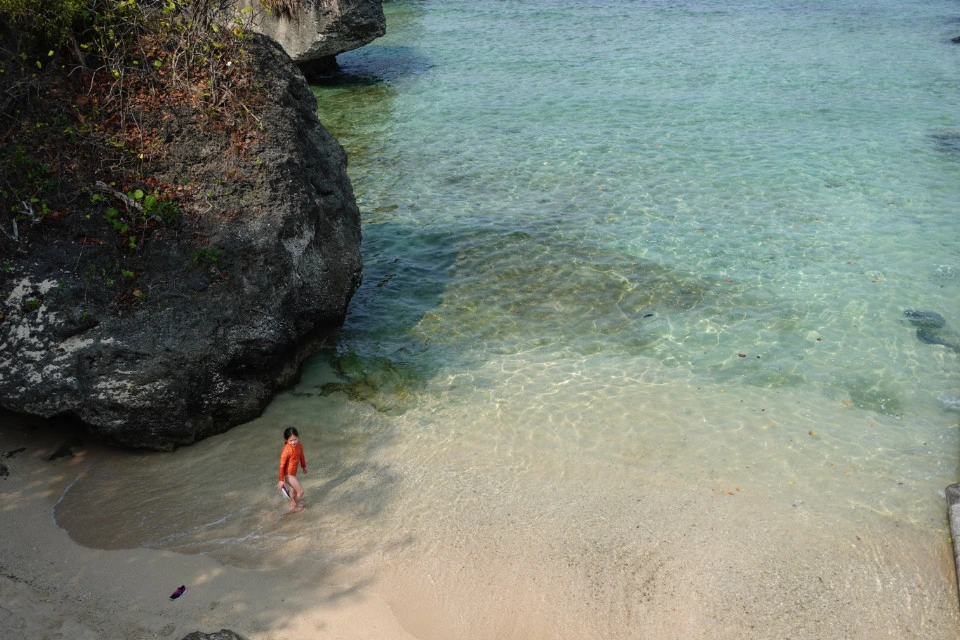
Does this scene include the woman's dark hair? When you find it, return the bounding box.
[283,427,299,441]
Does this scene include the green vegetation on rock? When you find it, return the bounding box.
[0,0,262,304]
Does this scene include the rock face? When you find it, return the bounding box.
[242,0,386,78]
[0,36,362,450]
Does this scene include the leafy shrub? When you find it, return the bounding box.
[0,0,88,53]
[1,145,53,223]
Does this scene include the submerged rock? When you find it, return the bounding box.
[0,36,362,450]
[916,327,960,352]
[931,128,960,151]
[905,310,960,353]
[904,309,946,328]
[240,0,386,80]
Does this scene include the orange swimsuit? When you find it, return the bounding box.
[278,441,306,482]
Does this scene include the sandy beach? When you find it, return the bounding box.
[3,402,960,640]
[0,416,415,640]
[6,1,960,638]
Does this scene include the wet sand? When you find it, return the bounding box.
[2,411,959,640]
[0,417,414,640]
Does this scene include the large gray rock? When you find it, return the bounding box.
[242,0,386,78]
[946,484,960,599]
[0,36,362,450]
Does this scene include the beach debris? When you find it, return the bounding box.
[0,463,8,478]
[170,585,187,600]
[1,447,25,459]
[738,353,746,357]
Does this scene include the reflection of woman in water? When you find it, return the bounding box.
[276,427,307,512]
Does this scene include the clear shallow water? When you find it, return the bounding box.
[54,0,960,635]
[306,0,960,497]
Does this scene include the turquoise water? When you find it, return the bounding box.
[53,1,960,635]
[309,0,960,496]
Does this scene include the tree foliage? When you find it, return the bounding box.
[0,0,88,52]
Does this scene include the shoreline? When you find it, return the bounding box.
[4,399,960,639]
[0,416,415,640]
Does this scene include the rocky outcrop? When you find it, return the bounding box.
[0,35,362,450]
[242,0,386,79]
